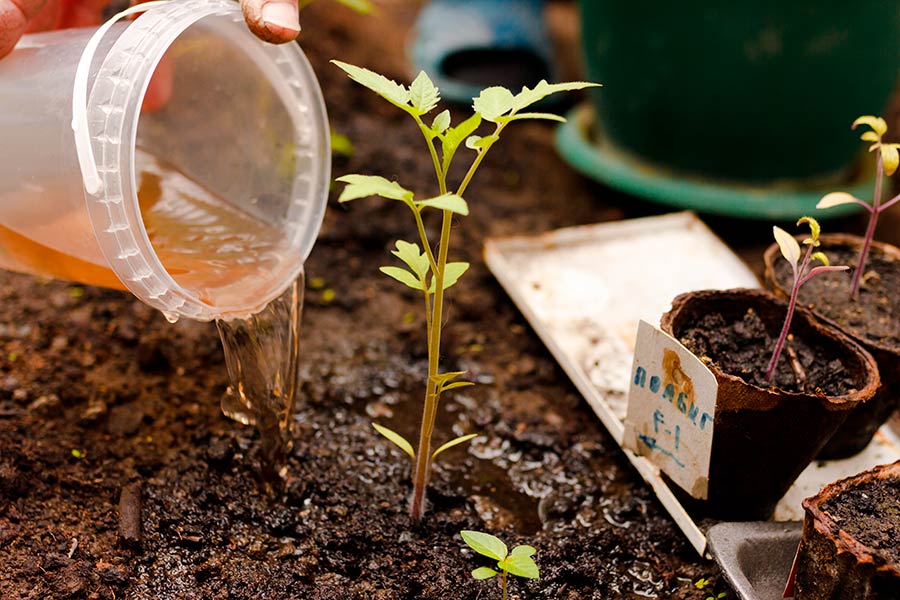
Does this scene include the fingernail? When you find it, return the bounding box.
[261,2,300,32]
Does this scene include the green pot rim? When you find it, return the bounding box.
[555,104,875,221]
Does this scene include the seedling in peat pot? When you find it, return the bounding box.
[817,115,900,298]
[461,530,539,600]
[766,217,848,381]
[332,60,599,521]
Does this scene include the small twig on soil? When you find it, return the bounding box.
[786,345,807,388]
[118,482,143,549]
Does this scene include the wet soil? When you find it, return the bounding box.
[821,476,900,564]
[772,245,900,348]
[679,308,857,396]
[0,4,730,600]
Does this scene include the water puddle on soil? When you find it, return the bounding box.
[216,272,304,489]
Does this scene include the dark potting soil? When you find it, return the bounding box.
[0,5,725,600]
[678,308,857,396]
[821,477,900,565]
[773,245,900,348]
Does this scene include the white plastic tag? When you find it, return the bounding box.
[624,320,717,499]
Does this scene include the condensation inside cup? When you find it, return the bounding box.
[133,15,304,313]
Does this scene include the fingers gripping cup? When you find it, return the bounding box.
[0,0,329,320]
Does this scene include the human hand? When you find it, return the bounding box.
[0,0,301,59]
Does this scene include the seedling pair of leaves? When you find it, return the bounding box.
[331,59,598,520]
[461,530,539,600]
[817,115,900,298]
[767,217,847,381]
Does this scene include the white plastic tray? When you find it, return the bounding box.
[484,212,900,556]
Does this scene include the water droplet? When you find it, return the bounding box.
[163,312,179,323]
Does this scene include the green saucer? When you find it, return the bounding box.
[555,105,874,221]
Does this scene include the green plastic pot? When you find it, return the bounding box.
[578,1,900,182]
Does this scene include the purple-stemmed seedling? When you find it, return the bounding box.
[817,116,900,299]
[766,217,849,383]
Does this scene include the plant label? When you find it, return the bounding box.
[623,320,717,499]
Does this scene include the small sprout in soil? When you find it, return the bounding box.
[332,59,599,521]
[706,593,727,600]
[694,577,711,589]
[460,530,539,600]
[767,217,849,382]
[71,448,86,459]
[329,132,355,158]
[817,115,900,298]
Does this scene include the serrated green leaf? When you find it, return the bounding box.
[818,192,863,210]
[332,60,411,109]
[391,240,430,279]
[499,553,540,579]
[510,545,536,558]
[428,261,469,293]
[409,71,440,115]
[510,80,600,113]
[380,266,425,290]
[882,144,899,176]
[501,112,567,123]
[431,110,451,134]
[473,86,515,122]
[773,226,801,271]
[417,194,469,215]
[461,531,508,561]
[372,423,415,459]
[336,174,413,203]
[471,567,498,580]
[431,433,477,461]
[853,115,887,137]
[442,113,483,172]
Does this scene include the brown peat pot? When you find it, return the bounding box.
[795,460,900,600]
[765,234,900,458]
[661,289,879,520]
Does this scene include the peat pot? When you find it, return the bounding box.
[765,234,900,458]
[795,460,900,600]
[660,289,878,520]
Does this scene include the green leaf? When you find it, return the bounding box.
[466,134,498,151]
[882,143,900,176]
[372,423,415,459]
[472,86,515,122]
[471,567,498,580]
[442,113,483,172]
[331,0,374,13]
[417,194,469,215]
[428,261,470,293]
[510,545,537,558]
[818,192,863,210]
[336,174,413,203]
[431,110,451,134]
[773,226,801,271]
[391,240,430,279]
[331,60,411,109]
[460,531,508,561]
[853,115,887,137]
[330,132,355,157]
[500,112,567,123]
[409,71,440,115]
[465,135,482,150]
[510,80,600,113]
[811,251,829,266]
[379,266,425,290]
[431,433,478,461]
[440,381,475,392]
[499,553,540,579]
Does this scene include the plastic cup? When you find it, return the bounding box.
[0,0,329,320]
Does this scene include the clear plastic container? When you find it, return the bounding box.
[0,0,329,320]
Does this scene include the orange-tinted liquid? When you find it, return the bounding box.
[0,152,297,311]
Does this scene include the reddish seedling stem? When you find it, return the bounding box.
[766,245,813,382]
[850,152,884,298]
